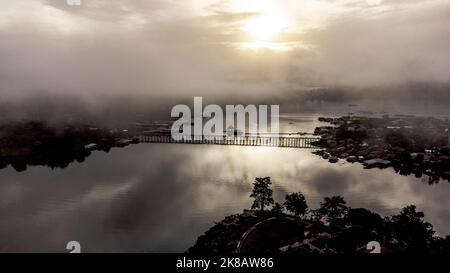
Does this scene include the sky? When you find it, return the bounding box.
[0,0,449,99]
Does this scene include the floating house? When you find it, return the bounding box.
[363,159,391,168]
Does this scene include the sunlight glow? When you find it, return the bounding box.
[244,14,289,42]
[239,42,292,52]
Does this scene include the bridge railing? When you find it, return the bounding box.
[138,135,319,148]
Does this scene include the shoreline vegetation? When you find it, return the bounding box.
[189,177,450,254]
[0,120,139,172]
[312,115,450,183]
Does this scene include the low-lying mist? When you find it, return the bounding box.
[1,82,450,126]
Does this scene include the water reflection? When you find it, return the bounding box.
[0,142,449,252]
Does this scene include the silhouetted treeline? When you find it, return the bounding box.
[189,177,450,254]
[0,120,124,171]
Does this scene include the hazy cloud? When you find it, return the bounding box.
[0,0,449,99]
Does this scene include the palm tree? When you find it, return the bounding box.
[318,196,349,223]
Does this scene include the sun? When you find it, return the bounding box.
[244,14,288,42]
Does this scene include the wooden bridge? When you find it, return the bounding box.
[139,135,320,148]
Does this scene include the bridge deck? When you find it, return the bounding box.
[139,135,320,148]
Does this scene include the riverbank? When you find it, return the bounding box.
[312,115,450,183]
[0,120,139,171]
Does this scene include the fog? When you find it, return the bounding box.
[0,0,449,113]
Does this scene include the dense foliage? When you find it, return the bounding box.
[190,177,450,254]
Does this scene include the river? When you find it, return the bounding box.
[0,110,449,252]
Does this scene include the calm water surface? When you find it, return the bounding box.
[0,113,449,252]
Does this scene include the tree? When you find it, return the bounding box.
[284,192,308,216]
[250,177,274,211]
[385,131,411,150]
[346,208,383,229]
[318,196,349,223]
[271,203,284,215]
[387,205,435,251]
